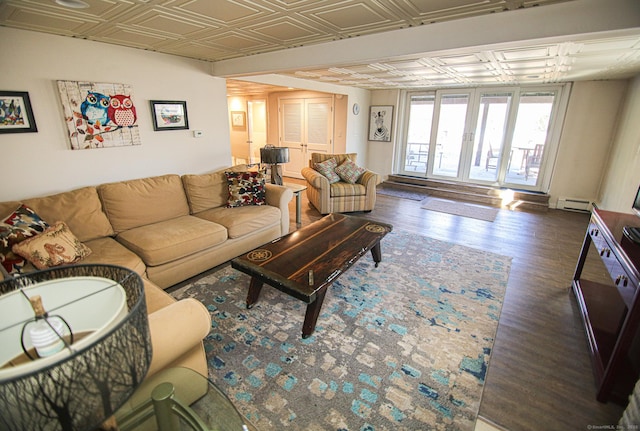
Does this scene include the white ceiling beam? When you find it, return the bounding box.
[211,0,640,78]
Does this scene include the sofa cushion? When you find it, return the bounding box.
[99,175,190,233]
[1,204,50,275]
[12,221,92,270]
[334,159,366,184]
[330,182,366,197]
[225,170,267,207]
[116,215,227,266]
[314,158,341,184]
[23,187,114,242]
[194,205,281,239]
[82,237,146,276]
[0,201,22,220]
[182,165,250,213]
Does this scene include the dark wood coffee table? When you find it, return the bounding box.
[231,213,392,338]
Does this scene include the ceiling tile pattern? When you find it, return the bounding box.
[283,36,640,89]
[0,0,573,61]
[2,0,640,92]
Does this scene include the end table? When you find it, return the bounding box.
[115,367,256,431]
[284,182,307,227]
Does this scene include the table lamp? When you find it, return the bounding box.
[0,264,151,431]
[260,145,289,185]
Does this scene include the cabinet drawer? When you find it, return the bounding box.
[589,219,639,307]
[589,222,608,250]
[606,252,639,308]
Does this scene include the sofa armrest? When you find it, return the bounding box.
[146,298,210,377]
[302,167,329,190]
[265,183,293,235]
[358,170,379,187]
[359,170,379,211]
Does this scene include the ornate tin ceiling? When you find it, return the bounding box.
[2,0,640,93]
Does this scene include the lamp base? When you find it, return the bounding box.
[270,164,283,185]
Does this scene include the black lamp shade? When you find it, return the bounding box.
[260,147,289,164]
[0,264,151,431]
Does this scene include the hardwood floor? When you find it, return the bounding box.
[284,178,626,430]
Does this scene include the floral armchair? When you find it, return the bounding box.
[301,153,378,215]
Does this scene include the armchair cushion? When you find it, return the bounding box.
[330,182,366,197]
[310,153,357,166]
[334,159,366,184]
[314,158,341,184]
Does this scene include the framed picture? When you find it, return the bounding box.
[0,91,37,134]
[368,105,393,142]
[231,111,246,128]
[150,100,189,131]
[58,80,141,149]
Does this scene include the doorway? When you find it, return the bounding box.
[247,100,266,164]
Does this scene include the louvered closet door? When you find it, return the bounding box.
[280,97,334,179]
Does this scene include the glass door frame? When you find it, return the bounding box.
[396,83,571,193]
[461,89,517,185]
[428,89,476,180]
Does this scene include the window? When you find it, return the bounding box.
[398,85,570,192]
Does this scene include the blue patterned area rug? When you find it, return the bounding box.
[172,230,512,430]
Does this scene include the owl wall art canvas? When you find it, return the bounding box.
[57,80,141,150]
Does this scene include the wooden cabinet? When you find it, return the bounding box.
[572,208,640,404]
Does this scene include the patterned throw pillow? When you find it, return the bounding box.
[0,205,50,275]
[225,171,267,207]
[334,159,366,184]
[12,221,92,270]
[314,158,341,184]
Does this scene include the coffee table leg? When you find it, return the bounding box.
[246,277,263,309]
[371,241,382,267]
[302,289,327,339]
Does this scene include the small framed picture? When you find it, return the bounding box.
[369,105,393,142]
[0,91,37,134]
[231,111,246,128]
[150,100,189,131]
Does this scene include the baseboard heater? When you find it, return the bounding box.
[557,197,592,212]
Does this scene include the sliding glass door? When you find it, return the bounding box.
[468,92,512,183]
[507,91,556,186]
[405,95,433,175]
[399,85,569,192]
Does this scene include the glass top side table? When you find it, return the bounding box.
[284,182,307,227]
[115,367,256,431]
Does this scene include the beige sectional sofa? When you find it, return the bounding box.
[0,164,293,385]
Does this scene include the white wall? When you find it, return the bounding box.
[598,75,640,213]
[0,27,231,202]
[549,80,629,206]
[367,90,401,180]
